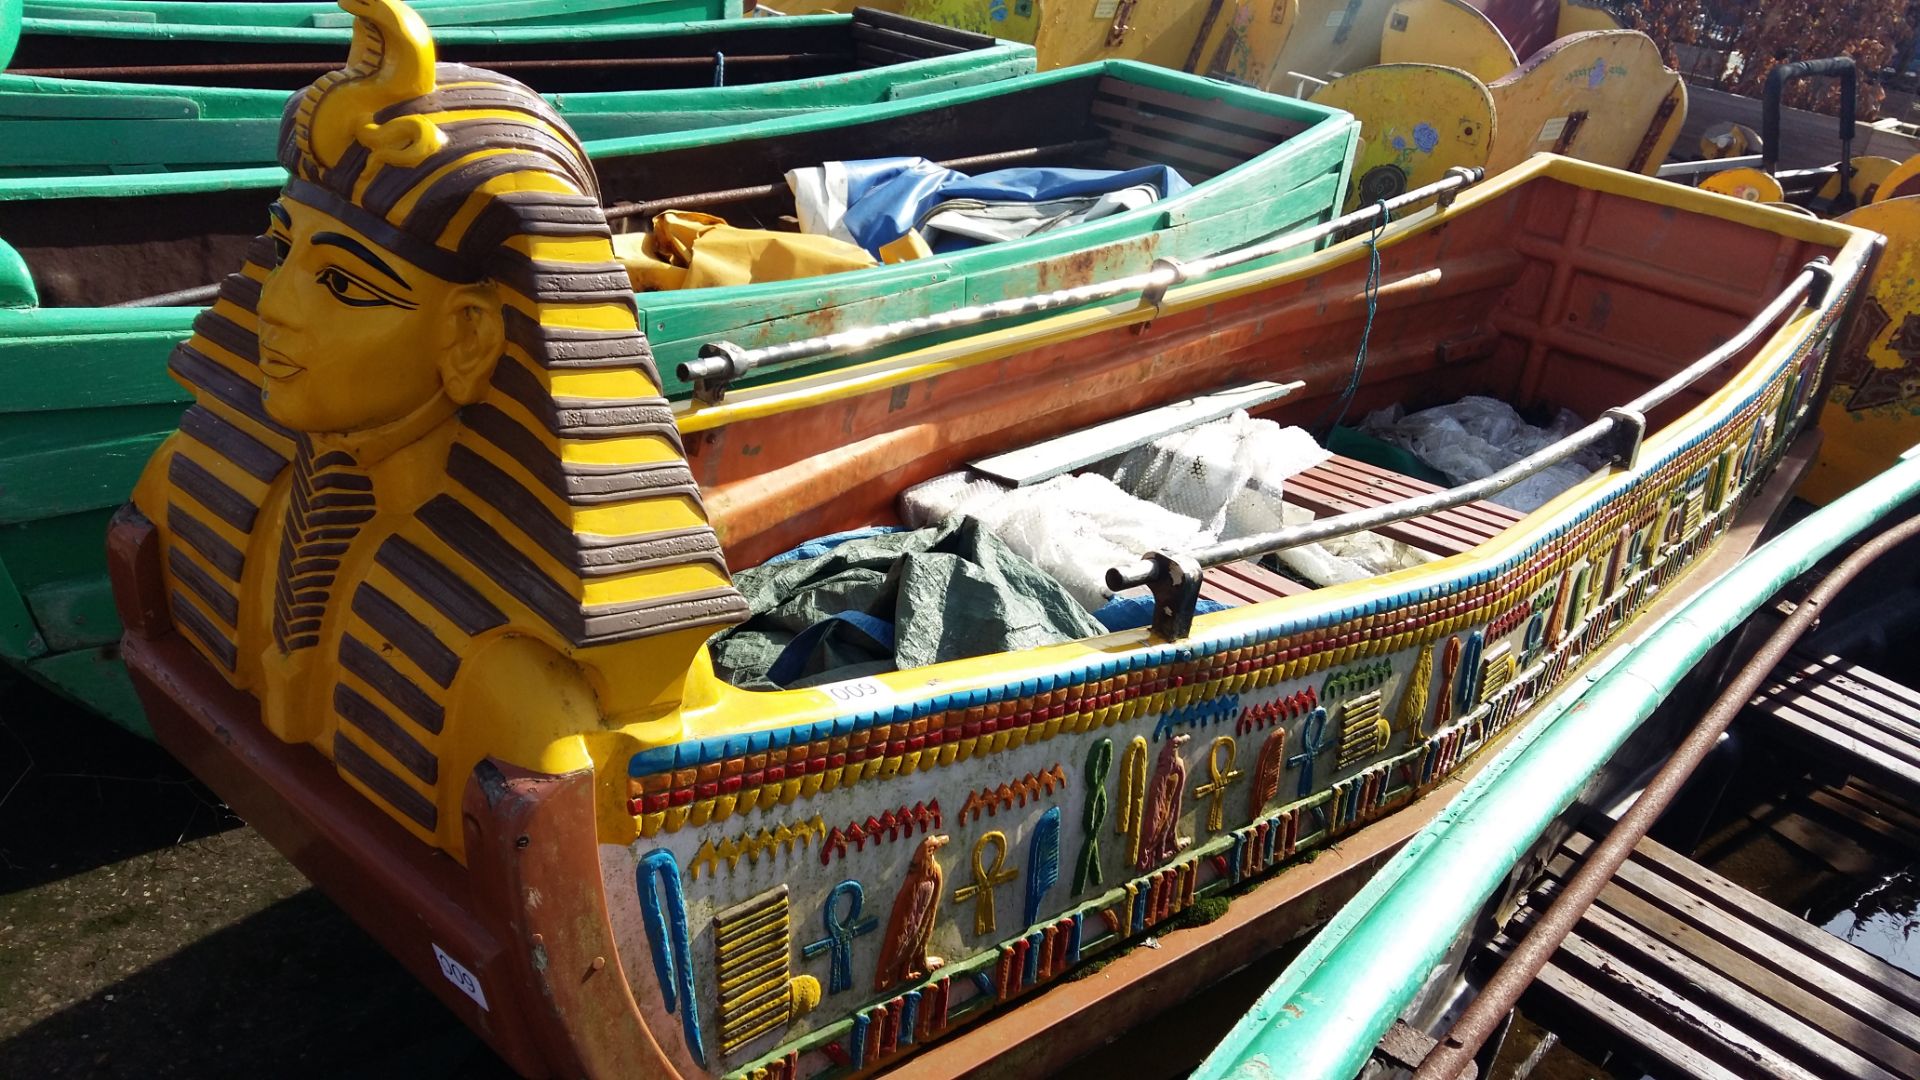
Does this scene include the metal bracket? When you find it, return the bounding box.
[1597,407,1646,470]
[1106,0,1137,45]
[682,341,752,405]
[1142,551,1205,640]
[1133,257,1188,333]
[1804,257,1835,309]
[1436,167,1480,210]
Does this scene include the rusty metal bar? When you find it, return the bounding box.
[604,139,1109,222]
[1411,508,1920,1080]
[679,168,1484,402]
[109,283,223,309]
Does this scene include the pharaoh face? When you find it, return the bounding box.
[256,196,502,434]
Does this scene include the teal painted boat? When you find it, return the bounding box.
[19,0,741,30]
[0,59,1356,733]
[1192,449,1920,1080]
[0,13,1038,176]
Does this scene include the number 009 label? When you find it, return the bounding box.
[433,943,490,1011]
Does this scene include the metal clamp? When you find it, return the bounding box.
[1596,407,1646,470]
[681,341,752,405]
[1804,256,1835,308]
[1134,257,1189,332]
[1109,551,1205,640]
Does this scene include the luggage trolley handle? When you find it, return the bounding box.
[1761,57,1857,205]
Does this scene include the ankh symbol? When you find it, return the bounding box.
[801,879,877,995]
[953,831,1018,936]
[1192,735,1241,832]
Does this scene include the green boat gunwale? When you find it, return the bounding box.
[22,0,740,28]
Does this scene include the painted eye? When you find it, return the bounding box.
[316,266,398,308]
[270,235,291,267]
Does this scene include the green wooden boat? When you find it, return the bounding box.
[0,59,1355,734]
[19,0,740,30]
[0,12,1035,176]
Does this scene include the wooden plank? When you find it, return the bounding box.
[849,23,966,60]
[1301,459,1510,540]
[1315,456,1525,524]
[853,7,996,51]
[1773,674,1920,748]
[1565,832,1920,1015]
[1759,688,1920,768]
[1091,76,1307,141]
[1218,560,1313,599]
[968,381,1304,487]
[1577,878,1920,1076]
[1829,780,1920,844]
[1805,788,1920,859]
[1101,126,1246,181]
[1751,697,1920,799]
[1283,470,1485,556]
[1517,930,1818,1080]
[1086,99,1279,159]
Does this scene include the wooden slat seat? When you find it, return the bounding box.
[1090,76,1303,181]
[1745,653,1920,806]
[1197,559,1315,607]
[1286,453,1527,559]
[1488,828,1920,1080]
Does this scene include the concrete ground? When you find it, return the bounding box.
[0,676,513,1079]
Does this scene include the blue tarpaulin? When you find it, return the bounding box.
[791,156,1190,255]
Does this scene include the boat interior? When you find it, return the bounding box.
[5,9,994,91]
[1,68,1312,307]
[672,176,1840,689]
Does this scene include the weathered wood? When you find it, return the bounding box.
[1745,654,1920,803]
[1501,828,1920,1080]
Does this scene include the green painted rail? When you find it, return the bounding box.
[0,12,1042,177]
[20,0,738,29]
[0,60,1356,735]
[1194,444,1920,1080]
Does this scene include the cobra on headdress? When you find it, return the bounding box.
[276,0,600,281]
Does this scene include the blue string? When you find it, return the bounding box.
[1316,199,1391,437]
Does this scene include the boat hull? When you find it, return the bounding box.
[0,14,1036,177]
[121,159,1875,1076]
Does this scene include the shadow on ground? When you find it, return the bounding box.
[0,677,511,1078]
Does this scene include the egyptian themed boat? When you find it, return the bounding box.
[1194,446,1920,1080]
[104,3,1876,1074]
[0,10,1035,176]
[0,9,1353,733]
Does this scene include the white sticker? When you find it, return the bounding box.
[818,676,898,707]
[1092,0,1117,17]
[1324,9,1346,25]
[433,944,489,1011]
[1537,116,1568,144]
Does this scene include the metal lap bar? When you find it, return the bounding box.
[680,167,1486,404]
[1107,255,1848,640]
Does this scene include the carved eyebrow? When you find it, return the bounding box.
[267,202,291,228]
[311,231,412,290]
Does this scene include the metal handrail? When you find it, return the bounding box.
[678,167,1486,403]
[1107,250,1855,639]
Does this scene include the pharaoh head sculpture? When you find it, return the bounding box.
[140,0,745,759]
[256,0,605,436]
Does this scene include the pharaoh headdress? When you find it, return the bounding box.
[154,0,747,690]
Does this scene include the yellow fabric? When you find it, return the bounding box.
[880,229,933,264]
[612,210,882,291]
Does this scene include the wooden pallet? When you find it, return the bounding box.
[1745,653,1920,805]
[1490,829,1920,1080]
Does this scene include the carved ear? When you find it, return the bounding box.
[359,115,446,169]
[439,284,504,406]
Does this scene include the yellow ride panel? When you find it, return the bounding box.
[1485,30,1683,175]
[1876,153,1920,204]
[1817,156,1903,206]
[1378,0,1516,81]
[1192,0,1399,90]
[1314,64,1495,208]
[1804,196,1920,503]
